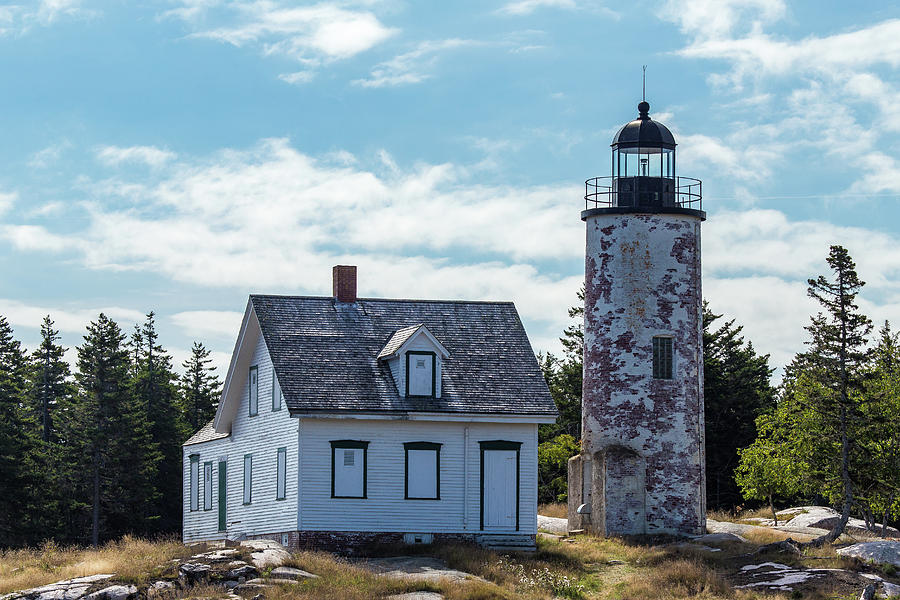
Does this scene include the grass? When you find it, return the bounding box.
[4,521,896,600]
[0,536,193,594]
[538,503,567,519]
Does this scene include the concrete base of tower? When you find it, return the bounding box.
[567,450,706,537]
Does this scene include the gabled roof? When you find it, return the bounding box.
[184,419,230,447]
[376,323,450,360]
[250,295,556,417]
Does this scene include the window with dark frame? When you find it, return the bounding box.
[249,365,258,416]
[652,336,673,379]
[272,367,282,412]
[276,447,286,500]
[405,351,436,397]
[189,454,199,512]
[243,454,252,504]
[404,442,441,500]
[203,461,212,510]
[330,440,368,498]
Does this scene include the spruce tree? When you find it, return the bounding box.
[130,312,185,533]
[794,245,872,544]
[181,341,221,432]
[69,313,157,545]
[703,305,776,509]
[28,316,71,443]
[0,316,32,546]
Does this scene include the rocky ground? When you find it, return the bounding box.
[4,508,900,600]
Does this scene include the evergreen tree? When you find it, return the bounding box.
[703,305,776,509]
[795,245,872,543]
[130,312,185,534]
[0,316,32,546]
[856,322,900,534]
[67,313,157,545]
[181,341,221,432]
[28,316,71,443]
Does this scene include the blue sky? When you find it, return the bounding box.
[1,0,899,378]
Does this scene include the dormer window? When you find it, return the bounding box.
[406,352,435,397]
[377,324,450,399]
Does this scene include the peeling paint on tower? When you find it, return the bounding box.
[568,99,706,537]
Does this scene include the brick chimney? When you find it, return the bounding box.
[332,265,357,303]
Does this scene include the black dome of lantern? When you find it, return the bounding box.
[611,101,676,151]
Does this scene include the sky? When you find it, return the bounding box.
[1,0,899,379]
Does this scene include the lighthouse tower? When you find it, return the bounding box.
[567,100,706,536]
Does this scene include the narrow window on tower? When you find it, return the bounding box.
[652,336,673,379]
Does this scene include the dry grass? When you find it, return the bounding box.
[538,503,568,519]
[0,537,192,594]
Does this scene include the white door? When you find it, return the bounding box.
[483,450,517,529]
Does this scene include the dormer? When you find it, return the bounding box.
[377,324,450,398]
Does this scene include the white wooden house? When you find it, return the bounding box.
[182,266,557,551]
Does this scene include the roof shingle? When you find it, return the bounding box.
[250,295,557,416]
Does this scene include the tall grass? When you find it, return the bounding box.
[537,503,567,519]
[0,537,192,594]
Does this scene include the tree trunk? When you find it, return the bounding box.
[770,493,777,526]
[821,404,853,544]
[91,447,100,547]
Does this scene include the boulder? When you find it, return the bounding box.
[881,581,900,598]
[780,507,899,537]
[178,562,211,585]
[226,565,259,580]
[84,585,137,600]
[387,594,444,600]
[239,540,291,569]
[837,542,900,568]
[358,556,481,584]
[269,567,318,581]
[231,583,268,597]
[146,582,174,599]
[537,515,568,535]
[697,532,749,544]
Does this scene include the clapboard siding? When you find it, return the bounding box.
[183,334,298,542]
[182,436,228,542]
[299,419,537,534]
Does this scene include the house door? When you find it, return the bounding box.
[217,460,227,532]
[482,449,518,529]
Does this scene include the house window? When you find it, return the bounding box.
[276,447,286,500]
[189,455,199,512]
[272,367,282,412]
[652,336,673,380]
[404,442,441,500]
[249,366,259,416]
[330,440,368,498]
[243,454,252,504]
[406,352,435,397]
[203,461,212,510]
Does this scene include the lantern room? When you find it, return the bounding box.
[585,100,701,212]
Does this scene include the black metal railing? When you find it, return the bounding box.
[584,176,702,211]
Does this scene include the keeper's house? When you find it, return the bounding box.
[182,266,557,551]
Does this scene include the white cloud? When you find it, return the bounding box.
[278,70,315,85]
[4,138,899,370]
[0,298,145,335]
[96,145,177,168]
[662,0,785,40]
[498,0,577,16]
[171,310,244,339]
[0,0,93,36]
[352,39,481,88]
[29,141,71,168]
[168,1,396,72]
[0,191,15,217]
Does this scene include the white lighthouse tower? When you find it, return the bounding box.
[567,99,706,536]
